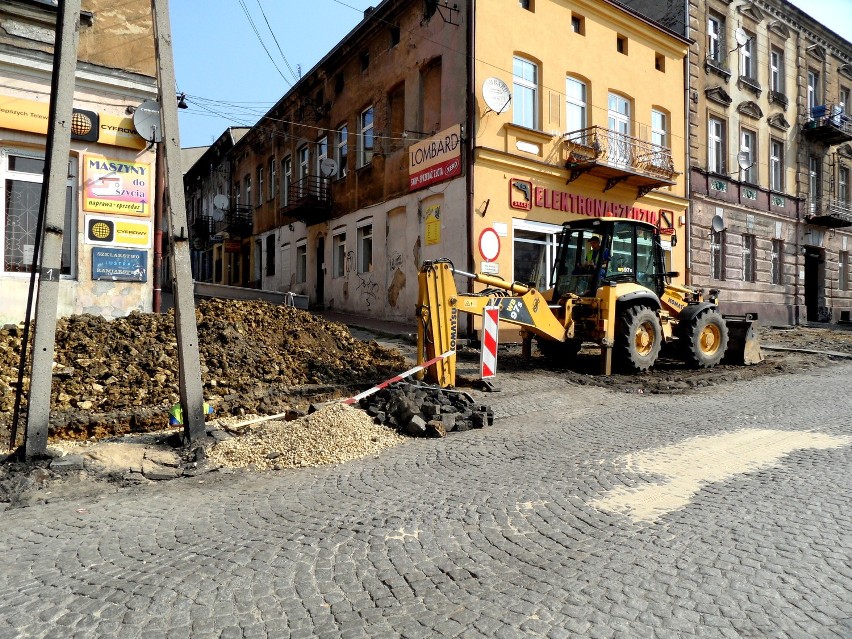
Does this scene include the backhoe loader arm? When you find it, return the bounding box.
[416,260,568,387]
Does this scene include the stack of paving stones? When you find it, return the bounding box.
[357,381,493,437]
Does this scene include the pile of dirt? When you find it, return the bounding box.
[0,300,404,444]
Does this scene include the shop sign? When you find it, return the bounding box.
[425,205,441,245]
[0,96,145,149]
[409,124,462,190]
[658,210,675,236]
[513,182,660,227]
[85,215,152,248]
[91,247,147,282]
[224,240,242,253]
[83,155,151,217]
[509,179,532,210]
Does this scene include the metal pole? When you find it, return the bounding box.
[24,0,82,459]
[151,0,206,443]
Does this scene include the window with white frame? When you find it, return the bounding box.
[332,230,346,278]
[808,70,819,111]
[740,128,756,184]
[708,14,724,62]
[770,138,783,192]
[316,136,328,176]
[742,234,756,282]
[359,106,374,167]
[282,156,291,206]
[357,223,372,273]
[512,56,538,129]
[809,156,822,207]
[840,166,850,203]
[771,239,783,285]
[740,31,755,79]
[257,166,264,206]
[296,240,307,283]
[565,76,587,135]
[770,47,784,93]
[708,117,726,173]
[2,152,77,276]
[243,175,251,206]
[268,157,276,200]
[512,219,561,290]
[297,145,309,196]
[607,93,631,167]
[650,109,669,171]
[336,125,348,178]
[711,229,725,280]
[841,87,850,113]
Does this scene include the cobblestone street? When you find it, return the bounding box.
[0,362,850,639]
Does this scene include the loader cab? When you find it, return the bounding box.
[552,219,666,300]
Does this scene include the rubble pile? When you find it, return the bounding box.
[358,381,494,437]
[0,300,405,441]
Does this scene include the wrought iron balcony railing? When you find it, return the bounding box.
[806,196,852,228]
[802,104,852,145]
[563,126,679,195]
[280,175,332,224]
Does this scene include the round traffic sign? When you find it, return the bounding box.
[479,227,501,262]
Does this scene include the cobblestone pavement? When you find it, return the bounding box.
[1,363,851,639]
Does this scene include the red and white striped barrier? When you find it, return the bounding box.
[343,350,456,405]
[480,305,499,379]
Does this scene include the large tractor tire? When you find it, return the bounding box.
[537,337,582,365]
[681,307,729,369]
[615,306,662,372]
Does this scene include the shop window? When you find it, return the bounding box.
[771,239,783,285]
[357,222,373,273]
[742,234,756,282]
[332,230,346,278]
[711,229,726,280]
[296,240,307,283]
[512,220,561,290]
[2,152,77,276]
[512,56,538,129]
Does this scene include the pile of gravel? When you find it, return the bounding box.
[208,403,406,470]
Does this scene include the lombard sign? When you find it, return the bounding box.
[409,124,462,191]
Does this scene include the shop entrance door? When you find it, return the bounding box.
[804,246,825,322]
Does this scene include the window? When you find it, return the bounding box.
[840,166,849,203]
[655,53,665,72]
[336,125,348,178]
[257,166,264,206]
[571,14,584,34]
[740,31,754,79]
[387,84,405,153]
[519,0,532,10]
[335,73,344,95]
[708,14,724,62]
[357,223,372,273]
[421,58,442,135]
[2,153,76,276]
[650,109,669,170]
[243,175,251,206]
[740,128,756,184]
[297,145,309,196]
[265,233,275,276]
[808,70,820,111]
[711,229,726,280]
[616,35,628,55]
[332,231,346,278]
[565,77,587,135]
[841,87,850,113]
[282,156,291,206]
[841,251,849,291]
[296,240,307,283]
[608,93,631,167]
[268,157,276,200]
[771,239,783,285]
[360,51,370,72]
[316,136,328,177]
[512,56,538,129]
[809,156,822,207]
[767,138,783,193]
[390,25,400,47]
[770,48,784,93]
[359,106,374,167]
[742,234,756,282]
[512,220,561,290]
[708,117,726,173]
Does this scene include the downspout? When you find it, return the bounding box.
[153,144,164,313]
[794,26,801,325]
[465,0,476,338]
[683,0,692,285]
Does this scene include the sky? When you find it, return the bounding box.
[170,0,852,150]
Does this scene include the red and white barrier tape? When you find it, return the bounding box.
[343,350,455,405]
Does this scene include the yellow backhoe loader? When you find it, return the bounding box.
[416,217,762,387]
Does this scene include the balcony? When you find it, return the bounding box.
[563,126,679,198]
[280,175,332,225]
[806,197,852,228]
[211,205,253,240]
[190,215,215,249]
[801,104,852,145]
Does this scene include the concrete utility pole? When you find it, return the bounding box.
[24,0,82,459]
[151,0,206,443]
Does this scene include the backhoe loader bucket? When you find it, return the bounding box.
[722,315,763,365]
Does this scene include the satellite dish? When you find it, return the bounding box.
[734,27,750,47]
[319,158,338,177]
[482,77,512,114]
[132,99,162,143]
[736,151,753,170]
[213,194,229,210]
[711,215,726,233]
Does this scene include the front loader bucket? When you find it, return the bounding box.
[723,315,763,365]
